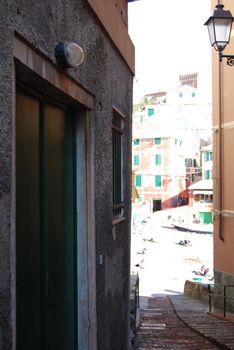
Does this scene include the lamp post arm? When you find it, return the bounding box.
[220,54,234,66]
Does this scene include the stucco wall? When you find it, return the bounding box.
[0,1,133,349]
[212,0,234,278]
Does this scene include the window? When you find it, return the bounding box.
[112,110,124,218]
[148,108,154,117]
[134,139,140,145]
[155,137,161,145]
[195,168,202,176]
[205,170,212,180]
[155,175,162,187]
[135,174,142,187]
[134,154,140,166]
[155,154,161,165]
[205,151,213,161]
[179,92,183,98]
[192,92,196,97]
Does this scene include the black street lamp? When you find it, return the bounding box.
[204,3,234,65]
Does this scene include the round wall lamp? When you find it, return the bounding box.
[54,42,84,69]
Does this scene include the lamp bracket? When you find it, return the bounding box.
[219,52,234,66]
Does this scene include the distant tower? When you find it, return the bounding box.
[179,72,198,88]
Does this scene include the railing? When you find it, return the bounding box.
[208,284,234,318]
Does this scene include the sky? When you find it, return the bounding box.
[128,0,212,101]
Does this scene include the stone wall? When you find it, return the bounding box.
[184,280,211,303]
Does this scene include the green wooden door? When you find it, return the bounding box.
[16,91,41,350]
[16,90,76,350]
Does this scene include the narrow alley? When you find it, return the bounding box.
[136,294,234,349]
[131,209,234,349]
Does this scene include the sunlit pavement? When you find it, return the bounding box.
[131,208,213,297]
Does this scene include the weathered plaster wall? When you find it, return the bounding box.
[0,1,133,349]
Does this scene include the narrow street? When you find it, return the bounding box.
[137,295,221,349]
[136,294,234,349]
[131,208,234,349]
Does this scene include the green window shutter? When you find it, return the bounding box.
[205,170,210,180]
[155,137,161,145]
[205,151,213,161]
[155,154,161,165]
[136,175,142,187]
[134,155,140,166]
[179,92,183,98]
[192,92,196,97]
[148,108,154,117]
[134,139,140,145]
[155,175,162,187]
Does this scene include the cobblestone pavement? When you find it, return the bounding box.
[170,295,234,349]
[136,295,228,349]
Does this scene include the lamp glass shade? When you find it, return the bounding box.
[207,18,216,47]
[213,18,233,50]
[64,42,84,67]
[205,4,234,52]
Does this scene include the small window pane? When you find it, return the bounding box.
[134,139,140,145]
[148,108,154,117]
[155,175,161,187]
[134,155,140,166]
[155,138,161,145]
[205,170,210,180]
[155,154,161,165]
[136,175,142,187]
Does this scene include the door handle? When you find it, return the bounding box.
[47,303,58,308]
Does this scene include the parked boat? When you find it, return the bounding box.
[173,222,213,234]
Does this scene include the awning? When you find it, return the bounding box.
[193,190,213,195]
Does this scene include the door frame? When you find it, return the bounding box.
[13,34,97,350]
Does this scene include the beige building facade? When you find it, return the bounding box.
[211,0,234,307]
